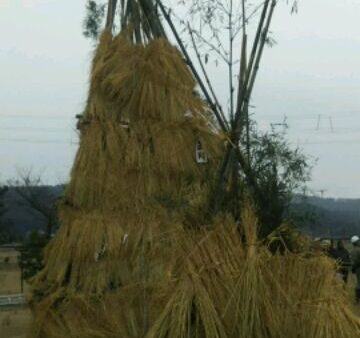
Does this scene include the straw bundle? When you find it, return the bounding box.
[145,209,360,338]
[66,31,221,212]
[28,30,222,337]
[28,29,360,338]
[30,207,360,337]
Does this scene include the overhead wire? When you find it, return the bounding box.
[0,114,75,120]
[0,138,78,145]
[1,113,360,145]
[0,127,69,132]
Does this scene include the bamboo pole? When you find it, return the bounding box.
[138,0,167,39]
[152,0,276,217]
[209,0,277,216]
[187,24,229,130]
[157,0,229,133]
[229,0,235,122]
[244,0,277,111]
[120,0,126,30]
[234,0,270,129]
[105,0,118,31]
[239,0,251,162]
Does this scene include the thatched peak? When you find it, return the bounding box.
[63,32,222,213]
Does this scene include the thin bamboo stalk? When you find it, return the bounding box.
[157,0,229,133]
[239,0,251,163]
[138,0,167,39]
[245,0,277,108]
[229,0,234,122]
[187,23,229,130]
[235,0,276,154]
[120,0,126,30]
[105,0,118,31]
[234,0,270,128]
[209,0,276,216]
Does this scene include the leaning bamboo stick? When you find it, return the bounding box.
[209,0,277,216]
[105,0,118,30]
[245,0,277,111]
[138,0,167,39]
[157,0,229,133]
[234,0,270,124]
[187,23,229,130]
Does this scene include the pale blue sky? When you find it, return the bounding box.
[0,0,359,198]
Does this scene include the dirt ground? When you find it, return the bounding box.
[0,307,31,338]
[0,270,23,295]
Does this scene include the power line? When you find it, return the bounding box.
[0,136,358,146]
[0,138,78,145]
[258,114,360,122]
[0,114,74,120]
[281,128,360,136]
[299,139,360,145]
[0,127,69,132]
[3,125,360,136]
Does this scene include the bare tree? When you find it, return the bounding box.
[0,184,10,243]
[9,170,59,239]
[0,185,8,222]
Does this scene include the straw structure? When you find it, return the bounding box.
[28,30,221,337]
[28,30,360,338]
[145,209,360,338]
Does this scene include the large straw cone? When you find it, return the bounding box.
[28,29,360,338]
[28,31,222,338]
[66,31,221,212]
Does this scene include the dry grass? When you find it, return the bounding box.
[30,30,221,298]
[27,28,360,338]
[63,31,222,213]
[28,209,360,338]
[28,30,222,338]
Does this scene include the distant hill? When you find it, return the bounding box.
[291,195,360,238]
[1,186,360,239]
